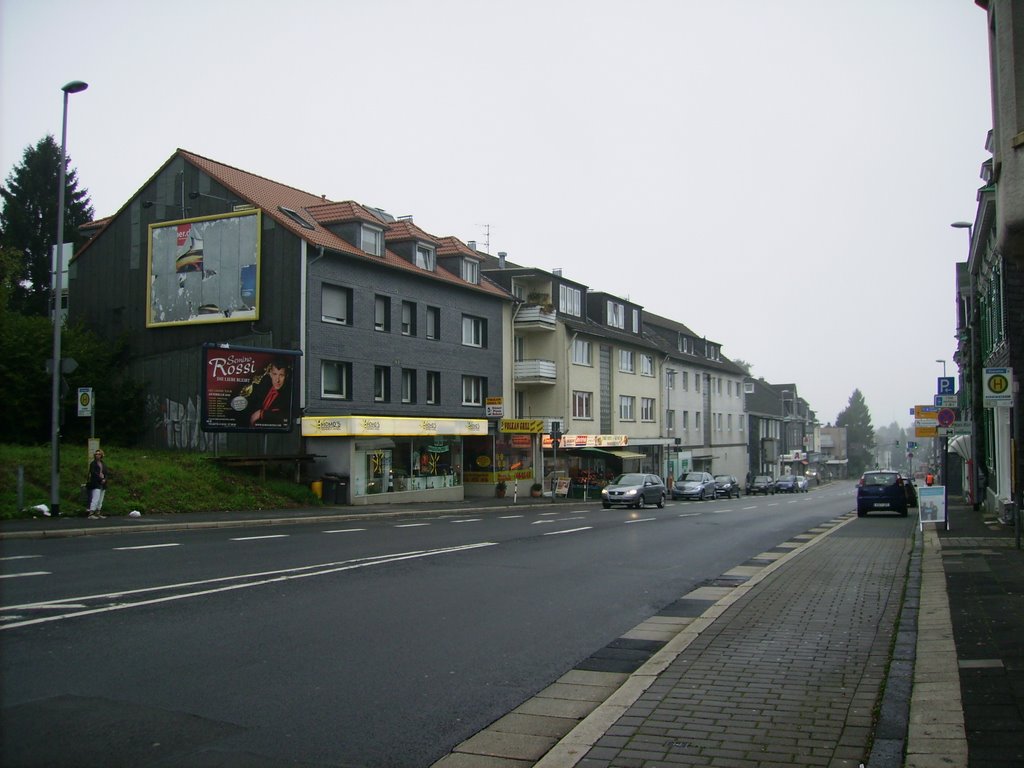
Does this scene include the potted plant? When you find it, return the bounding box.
[495,480,507,498]
[530,482,543,498]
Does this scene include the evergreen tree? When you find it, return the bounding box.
[0,135,94,316]
[837,389,875,476]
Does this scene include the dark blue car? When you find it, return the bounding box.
[856,470,909,516]
[774,475,799,493]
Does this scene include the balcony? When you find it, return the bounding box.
[514,359,557,385]
[514,304,556,332]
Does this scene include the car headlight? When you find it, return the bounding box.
[624,488,637,496]
[601,489,609,497]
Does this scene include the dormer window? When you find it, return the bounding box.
[461,257,479,284]
[606,300,624,329]
[415,244,435,271]
[361,225,383,256]
[677,334,691,354]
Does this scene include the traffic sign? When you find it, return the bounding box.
[938,376,956,395]
[934,395,958,407]
[914,405,939,421]
[936,408,957,427]
[983,367,1013,407]
[77,387,93,417]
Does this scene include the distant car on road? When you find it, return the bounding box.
[774,475,799,493]
[746,475,776,495]
[713,475,742,498]
[673,471,716,501]
[601,473,666,509]
[856,470,909,517]
[794,475,809,492]
[902,474,918,508]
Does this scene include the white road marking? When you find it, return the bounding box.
[230,535,289,541]
[1,542,497,630]
[450,519,482,524]
[113,543,181,551]
[323,528,366,534]
[0,572,50,579]
[624,517,656,524]
[543,527,592,536]
[499,515,524,519]
[678,513,701,518]
[395,523,430,528]
[0,555,42,561]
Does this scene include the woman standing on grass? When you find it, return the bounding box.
[86,449,108,518]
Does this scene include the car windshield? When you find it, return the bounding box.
[612,474,645,486]
[714,476,731,482]
[864,473,898,486]
[754,476,771,482]
[683,473,705,482]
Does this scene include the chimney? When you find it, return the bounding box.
[553,268,562,276]
[498,251,506,269]
[467,240,476,251]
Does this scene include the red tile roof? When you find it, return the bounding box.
[436,236,482,259]
[385,218,439,245]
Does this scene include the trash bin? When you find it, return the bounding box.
[321,475,339,504]
[321,474,350,505]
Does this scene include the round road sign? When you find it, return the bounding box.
[937,407,956,427]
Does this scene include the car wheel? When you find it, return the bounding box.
[657,493,665,509]
[602,502,611,509]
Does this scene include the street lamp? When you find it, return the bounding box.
[49,79,88,517]
[936,359,946,377]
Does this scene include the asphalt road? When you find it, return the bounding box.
[1,483,855,768]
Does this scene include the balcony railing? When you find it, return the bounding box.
[514,359,557,385]
[514,305,556,331]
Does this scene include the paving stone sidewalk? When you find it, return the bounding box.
[551,515,918,768]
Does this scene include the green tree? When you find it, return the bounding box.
[0,135,94,316]
[837,389,875,475]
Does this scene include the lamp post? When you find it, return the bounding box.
[936,359,946,377]
[49,79,88,517]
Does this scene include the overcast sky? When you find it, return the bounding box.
[1,0,992,429]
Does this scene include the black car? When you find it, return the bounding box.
[856,470,909,516]
[713,475,742,499]
[746,475,775,495]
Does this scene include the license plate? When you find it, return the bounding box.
[875,502,890,508]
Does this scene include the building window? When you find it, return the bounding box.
[695,411,702,431]
[321,284,352,325]
[572,338,592,365]
[559,285,581,317]
[681,371,689,391]
[461,258,479,284]
[321,360,352,399]
[462,315,486,347]
[727,413,733,431]
[462,375,484,405]
[678,334,691,353]
[619,349,635,373]
[415,244,435,271]
[573,390,592,419]
[426,371,440,404]
[401,301,416,336]
[666,408,675,432]
[426,306,440,340]
[632,308,640,333]
[360,225,383,256]
[607,301,625,329]
[641,397,656,422]
[374,366,390,402]
[681,411,689,431]
[695,374,701,393]
[640,354,654,377]
[619,395,635,421]
[374,295,390,332]
[402,369,416,403]
[739,414,745,432]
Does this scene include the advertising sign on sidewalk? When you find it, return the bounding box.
[918,486,947,530]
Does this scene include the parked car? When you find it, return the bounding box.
[794,475,809,493]
[601,473,666,509]
[713,474,742,498]
[774,475,799,493]
[856,470,909,517]
[746,475,775,495]
[672,471,717,500]
[902,474,919,508]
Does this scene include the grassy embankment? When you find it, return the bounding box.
[1,444,320,520]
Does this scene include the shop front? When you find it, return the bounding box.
[301,415,487,505]
[539,433,647,498]
[463,418,542,496]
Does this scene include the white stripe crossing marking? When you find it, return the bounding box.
[543,527,592,536]
[678,513,701,518]
[323,528,366,534]
[450,519,482,524]
[113,543,181,551]
[1,542,497,630]
[394,523,430,528]
[0,555,42,561]
[0,572,51,579]
[624,517,656,524]
[230,535,289,541]
[499,515,524,519]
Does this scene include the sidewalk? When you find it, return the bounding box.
[434,503,1023,768]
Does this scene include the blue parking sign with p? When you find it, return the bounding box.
[938,376,955,395]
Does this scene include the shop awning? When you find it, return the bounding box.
[949,434,971,460]
[573,447,645,460]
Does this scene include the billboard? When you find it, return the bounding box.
[148,210,261,327]
[201,344,301,433]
